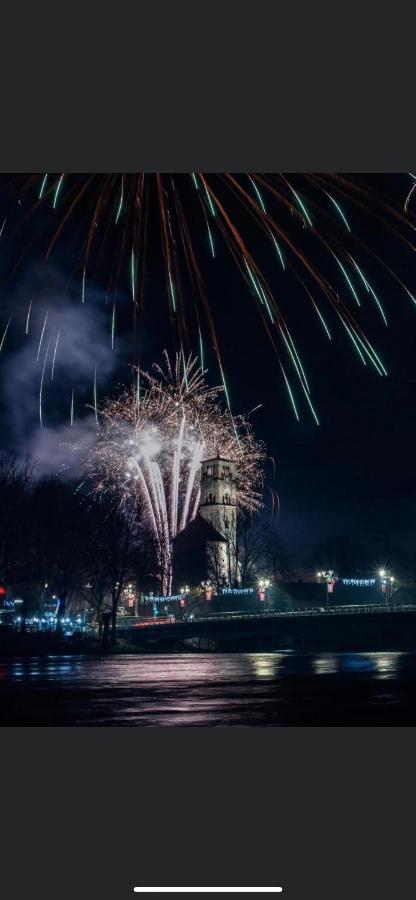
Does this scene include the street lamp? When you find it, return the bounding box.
[201,580,213,602]
[258,577,271,603]
[317,570,337,607]
[378,568,395,602]
[180,585,189,611]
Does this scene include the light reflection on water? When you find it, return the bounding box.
[336,652,404,677]
[0,651,414,726]
[248,652,287,678]
[367,652,403,679]
[313,655,338,674]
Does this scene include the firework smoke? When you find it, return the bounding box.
[86,353,265,593]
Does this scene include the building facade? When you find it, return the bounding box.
[172,454,238,590]
[199,455,237,585]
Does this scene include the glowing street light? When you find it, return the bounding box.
[258,577,271,602]
[317,570,337,606]
[378,568,395,601]
[201,580,213,602]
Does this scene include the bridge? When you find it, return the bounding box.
[117,602,416,653]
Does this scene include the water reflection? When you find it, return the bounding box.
[313,655,338,675]
[338,652,403,678]
[0,651,414,725]
[340,654,377,673]
[248,652,287,678]
[367,652,403,679]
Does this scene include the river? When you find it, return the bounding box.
[0,650,415,725]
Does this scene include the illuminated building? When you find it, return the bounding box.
[173,454,237,588]
[199,455,237,584]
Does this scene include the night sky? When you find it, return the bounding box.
[1,174,415,568]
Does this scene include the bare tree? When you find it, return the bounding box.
[263,525,290,583]
[27,477,90,609]
[237,516,268,584]
[311,534,365,577]
[78,505,112,637]
[0,455,32,587]
[96,500,138,644]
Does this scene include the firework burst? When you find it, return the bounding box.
[86,352,265,593]
[7,173,416,423]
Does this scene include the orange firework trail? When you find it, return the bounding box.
[9,173,416,422]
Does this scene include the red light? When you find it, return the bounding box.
[0,587,6,596]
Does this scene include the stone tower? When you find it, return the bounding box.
[199,455,237,585]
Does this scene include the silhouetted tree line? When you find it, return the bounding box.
[1,457,293,619]
[4,455,412,642]
[236,514,291,587]
[310,533,416,584]
[0,455,159,643]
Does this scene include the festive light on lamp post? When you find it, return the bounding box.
[258,577,271,602]
[201,580,213,603]
[317,570,337,606]
[180,585,189,610]
[378,568,395,601]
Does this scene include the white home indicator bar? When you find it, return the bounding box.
[134,889,283,894]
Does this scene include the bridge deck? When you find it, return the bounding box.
[118,602,416,633]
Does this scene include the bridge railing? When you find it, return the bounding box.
[117,603,416,629]
[195,603,416,623]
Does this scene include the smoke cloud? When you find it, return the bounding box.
[1,263,130,477]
